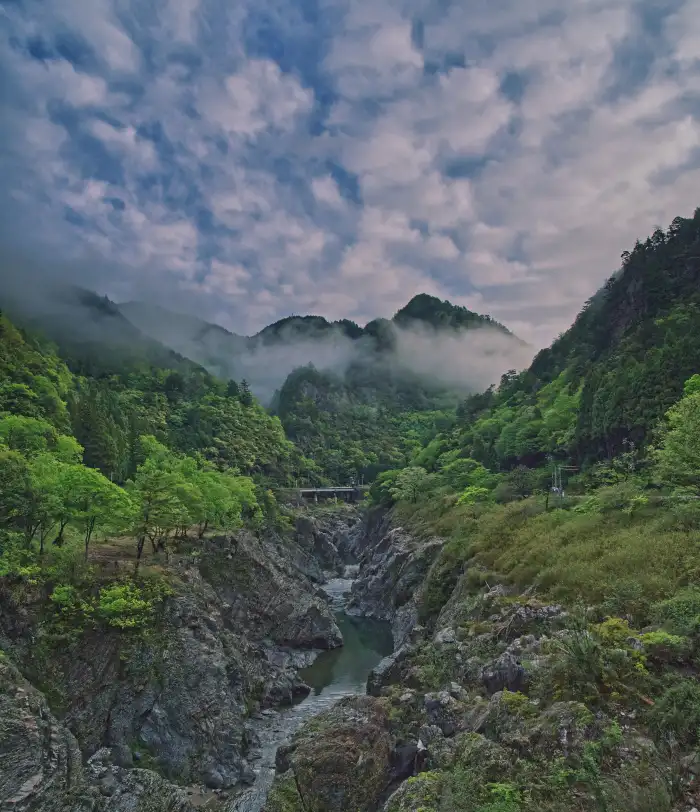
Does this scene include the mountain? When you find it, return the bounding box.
[429,206,700,474]
[117,294,527,483]
[118,293,525,398]
[118,300,248,379]
[0,282,202,378]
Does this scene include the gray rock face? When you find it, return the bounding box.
[0,656,87,812]
[0,657,198,812]
[346,520,444,646]
[86,749,197,812]
[293,515,344,574]
[1,527,343,793]
[199,533,343,650]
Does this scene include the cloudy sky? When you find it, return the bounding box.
[1,0,699,347]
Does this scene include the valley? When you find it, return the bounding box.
[2,209,700,812]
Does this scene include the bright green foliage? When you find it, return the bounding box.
[49,579,171,631]
[650,588,700,636]
[61,464,134,559]
[0,314,72,429]
[683,374,700,396]
[653,385,700,491]
[389,467,431,503]
[0,415,82,461]
[96,583,153,628]
[127,435,260,561]
[457,486,491,506]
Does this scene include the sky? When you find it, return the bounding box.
[1,0,699,348]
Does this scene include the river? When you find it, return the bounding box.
[230,573,394,811]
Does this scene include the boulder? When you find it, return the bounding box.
[264,696,392,812]
[481,651,529,696]
[367,644,413,697]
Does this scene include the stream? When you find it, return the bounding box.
[230,572,394,811]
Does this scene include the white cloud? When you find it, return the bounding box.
[203,60,313,138]
[202,260,250,296]
[90,120,158,169]
[2,0,700,350]
[312,176,345,208]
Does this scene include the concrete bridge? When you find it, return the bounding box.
[279,486,370,504]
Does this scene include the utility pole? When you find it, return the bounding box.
[553,464,578,505]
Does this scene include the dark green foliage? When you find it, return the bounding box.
[424,209,700,474]
[274,364,455,484]
[393,293,512,334]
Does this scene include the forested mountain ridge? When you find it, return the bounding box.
[415,206,700,478]
[119,293,527,485]
[121,292,513,363]
[0,282,203,379]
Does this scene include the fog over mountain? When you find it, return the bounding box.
[119,296,534,403]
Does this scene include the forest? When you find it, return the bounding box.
[3,207,700,584]
[3,207,700,811]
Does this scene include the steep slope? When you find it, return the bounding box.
[119,301,249,380]
[0,282,200,379]
[434,207,700,472]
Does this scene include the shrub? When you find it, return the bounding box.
[647,679,700,746]
[97,583,153,629]
[650,588,700,636]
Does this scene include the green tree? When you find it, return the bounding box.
[62,466,133,559]
[457,485,491,517]
[0,415,58,457]
[389,466,430,503]
[506,465,537,499]
[0,449,32,537]
[128,436,186,567]
[654,386,700,491]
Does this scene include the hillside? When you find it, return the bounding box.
[409,207,700,477]
[0,309,302,488]
[0,281,201,379]
[118,294,527,484]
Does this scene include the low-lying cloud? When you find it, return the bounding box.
[159,311,534,404]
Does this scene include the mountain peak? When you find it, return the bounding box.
[392,292,510,334]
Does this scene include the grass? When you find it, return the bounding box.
[402,494,700,625]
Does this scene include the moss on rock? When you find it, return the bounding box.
[264,696,392,812]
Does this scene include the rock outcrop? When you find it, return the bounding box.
[0,528,342,793]
[345,514,444,646]
[264,696,392,812]
[0,655,199,812]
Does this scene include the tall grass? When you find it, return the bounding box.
[401,494,700,623]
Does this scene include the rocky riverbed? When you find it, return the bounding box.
[229,570,393,812]
[0,508,368,811]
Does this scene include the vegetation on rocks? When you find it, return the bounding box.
[5,209,700,810]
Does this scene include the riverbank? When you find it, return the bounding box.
[0,507,364,812]
[231,571,393,811]
[263,503,700,812]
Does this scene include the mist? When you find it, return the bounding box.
[0,248,534,402]
[182,319,534,404]
[391,323,534,395]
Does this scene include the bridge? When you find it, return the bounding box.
[279,486,370,504]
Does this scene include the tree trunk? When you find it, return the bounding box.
[134,535,146,576]
[198,520,208,539]
[52,520,68,547]
[84,518,96,561]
